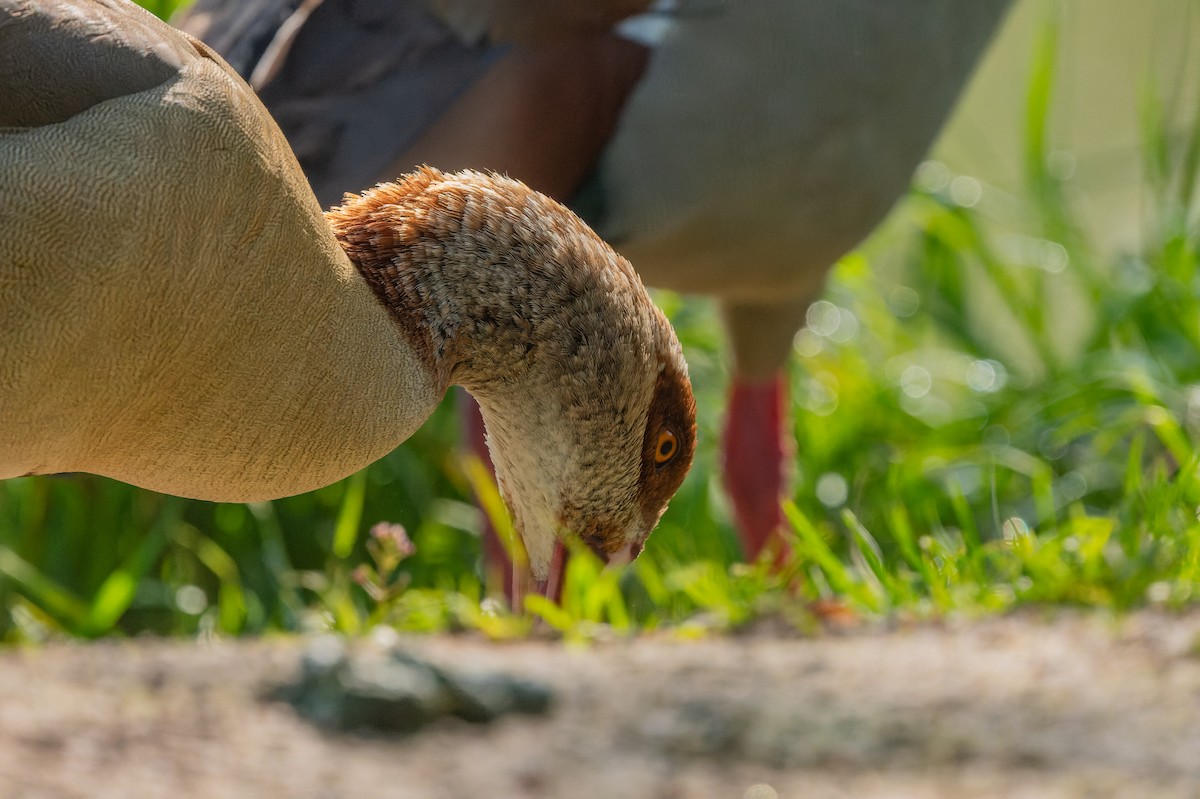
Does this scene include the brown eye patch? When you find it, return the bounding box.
[637,362,697,529]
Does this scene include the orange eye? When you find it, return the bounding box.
[654,429,678,464]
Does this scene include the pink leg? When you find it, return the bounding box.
[532,542,567,603]
[721,374,791,564]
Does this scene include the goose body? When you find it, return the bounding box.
[599,0,1012,553]
[176,0,1010,559]
[0,0,695,581]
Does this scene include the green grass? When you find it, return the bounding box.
[138,0,191,21]
[2,9,1199,641]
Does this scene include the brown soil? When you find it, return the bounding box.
[2,611,1199,799]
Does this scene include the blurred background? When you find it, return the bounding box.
[2,0,1198,640]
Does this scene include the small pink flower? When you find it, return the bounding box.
[370,522,415,558]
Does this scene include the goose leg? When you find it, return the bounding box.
[722,375,790,563]
[505,540,566,614]
[720,297,813,562]
[532,543,568,604]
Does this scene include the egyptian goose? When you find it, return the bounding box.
[0,0,696,591]
[175,0,1011,569]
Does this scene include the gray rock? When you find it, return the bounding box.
[274,637,554,734]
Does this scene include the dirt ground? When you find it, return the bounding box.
[1,611,1199,799]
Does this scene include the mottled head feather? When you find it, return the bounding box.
[328,167,695,578]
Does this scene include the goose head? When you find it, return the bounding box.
[329,167,696,579]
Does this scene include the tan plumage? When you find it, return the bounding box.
[0,0,695,580]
